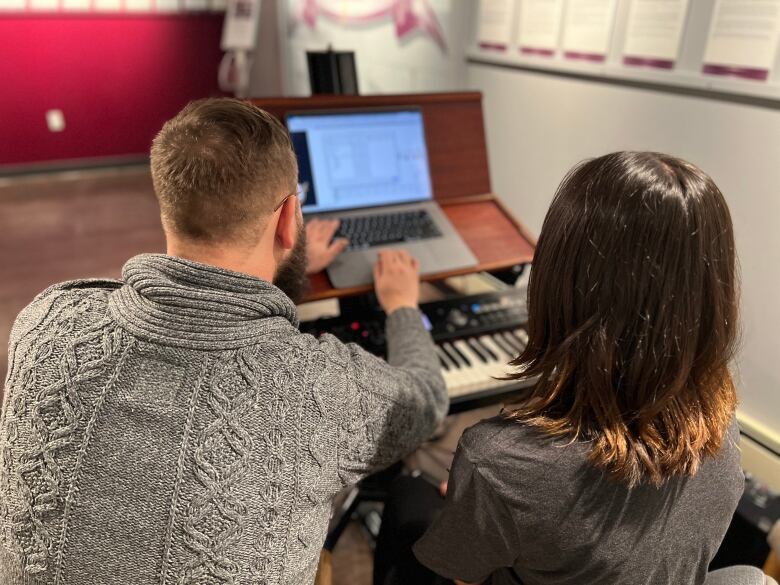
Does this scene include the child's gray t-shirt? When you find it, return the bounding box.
[414,415,743,585]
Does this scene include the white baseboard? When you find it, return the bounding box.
[739,411,780,492]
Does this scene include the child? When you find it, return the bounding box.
[379,152,743,585]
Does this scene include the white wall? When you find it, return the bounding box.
[268,1,780,445]
[467,63,780,444]
[280,0,469,95]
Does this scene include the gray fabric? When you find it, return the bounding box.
[705,566,775,585]
[414,415,744,585]
[0,253,448,585]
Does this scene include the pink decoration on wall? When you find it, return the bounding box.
[297,0,447,51]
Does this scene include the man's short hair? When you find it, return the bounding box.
[150,98,298,243]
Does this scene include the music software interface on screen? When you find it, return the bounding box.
[288,110,433,214]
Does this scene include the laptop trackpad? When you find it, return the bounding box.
[326,245,438,289]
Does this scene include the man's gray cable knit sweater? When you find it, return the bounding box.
[0,254,449,585]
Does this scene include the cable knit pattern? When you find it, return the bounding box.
[180,354,256,584]
[0,284,129,582]
[0,254,448,585]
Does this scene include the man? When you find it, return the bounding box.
[0,98,448,584]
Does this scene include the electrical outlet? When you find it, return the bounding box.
[46,109,66,133]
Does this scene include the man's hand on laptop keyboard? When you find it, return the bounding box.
[305,218,350,274]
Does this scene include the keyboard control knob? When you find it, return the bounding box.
[448,309,468,328]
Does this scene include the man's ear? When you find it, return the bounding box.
[275,196,298,251]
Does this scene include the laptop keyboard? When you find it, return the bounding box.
[337,210,443,250]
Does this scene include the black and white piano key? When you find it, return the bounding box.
[436,329,527,397]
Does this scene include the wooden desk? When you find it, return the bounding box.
[304,193,536,302]
[250,92,537,302]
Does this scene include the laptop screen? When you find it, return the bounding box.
[286,109,434,214]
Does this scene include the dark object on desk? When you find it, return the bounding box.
[307,48,358,95]
[300,288,533,412]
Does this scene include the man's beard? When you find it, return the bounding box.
[273,223,309,304]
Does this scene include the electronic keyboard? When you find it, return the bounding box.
[299,289,535,411]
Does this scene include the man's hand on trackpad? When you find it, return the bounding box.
[305,218,349,275]
[373,249,420,315]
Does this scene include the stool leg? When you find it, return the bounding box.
[764,551,780,582]
[315,550,333,585]
[324,487,361,552]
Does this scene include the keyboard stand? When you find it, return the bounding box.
[323,462,404,552]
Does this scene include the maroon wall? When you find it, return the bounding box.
[0,14,225,167]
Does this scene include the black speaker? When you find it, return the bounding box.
[306,48,359,95]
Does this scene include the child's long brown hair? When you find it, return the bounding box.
[506,152,738,488]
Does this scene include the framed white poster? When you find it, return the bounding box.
[623,0,690,70]
[477,0,516,51]
[516,0,565,57]
[561,0,618,62]
[703,0,780,81]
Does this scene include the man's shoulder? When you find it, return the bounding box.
[10,278,122,343]
[23,278,122,316]
[29,278,123,305]
[238,330,355,374]
[291,331,364,366]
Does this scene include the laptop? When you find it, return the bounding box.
[286,107,477,288]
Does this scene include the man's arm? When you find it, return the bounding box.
[317,250,449,486]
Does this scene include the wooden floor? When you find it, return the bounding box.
[0,166,499,584]
[0,166,165,386]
